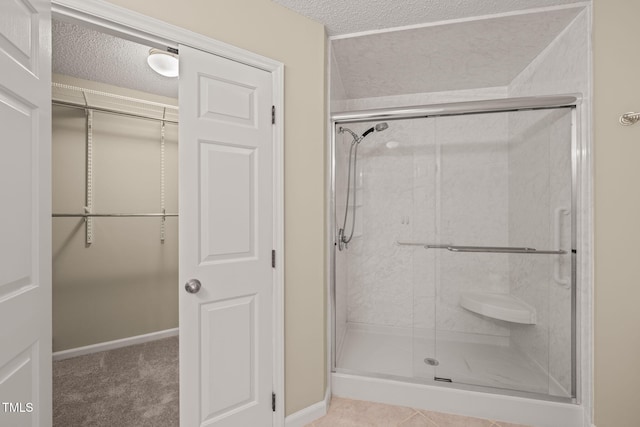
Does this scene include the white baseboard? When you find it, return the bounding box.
[285,388,331,427]
[53,328,179,361]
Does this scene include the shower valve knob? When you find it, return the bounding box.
[185,279,201,294]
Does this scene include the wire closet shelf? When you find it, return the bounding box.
[52,82,179,123]
[51,83,179,244]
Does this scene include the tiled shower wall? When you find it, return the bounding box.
[337,103,512,338]
[434,113,511,336]
[333,87,510,341]
[345,120,417,328]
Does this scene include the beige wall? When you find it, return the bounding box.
[102,0,327,416]
[594,1,640,426]
[52,75,179,352]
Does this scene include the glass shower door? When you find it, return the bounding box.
[407,117,438,382]
[335,118,431,381]
[423,108,574,397]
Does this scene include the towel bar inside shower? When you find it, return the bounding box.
[395,241,565,254]
[426,245,566,255]
[52,213,178,218]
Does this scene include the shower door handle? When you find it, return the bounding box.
[185,279,202,294]
[553,207,570,288]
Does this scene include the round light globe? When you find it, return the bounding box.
[147,48,179,77]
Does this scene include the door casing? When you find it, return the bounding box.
[50,1,285,425]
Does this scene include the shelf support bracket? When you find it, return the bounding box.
[160,113,166,243]
[85,107,94,246]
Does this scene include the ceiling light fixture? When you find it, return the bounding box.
[147,48,179,77]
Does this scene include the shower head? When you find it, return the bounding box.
[337,121,388,251]
[360,122,389,140]
[338,122,389,144]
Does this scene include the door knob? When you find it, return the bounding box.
[185,279,201,294]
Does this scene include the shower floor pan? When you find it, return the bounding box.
[336,323,569,397]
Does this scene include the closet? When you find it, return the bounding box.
[52,81,179,351]
[49,12,283,425]
[51,19,180,426]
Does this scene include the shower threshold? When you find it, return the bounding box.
[336,323,569,398]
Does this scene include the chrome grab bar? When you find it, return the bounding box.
[396,241,566,254]
[52,213,178,217]
[428,245,566,255]
[396,241,435,247]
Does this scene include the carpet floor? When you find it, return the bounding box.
[53,336,179,427]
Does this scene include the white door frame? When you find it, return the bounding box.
[50,1,285,425]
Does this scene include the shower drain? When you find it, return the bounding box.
[424,357,439,366]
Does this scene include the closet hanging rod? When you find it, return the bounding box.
[425,245,566,255]
[52,100,179,125]
[52,213,178,218]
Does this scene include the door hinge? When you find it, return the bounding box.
[272,105,275,124]
[272,392,276,412]
[272,250,276,268]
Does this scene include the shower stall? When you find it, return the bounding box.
[328,5,591,425]
[332,97,577,402]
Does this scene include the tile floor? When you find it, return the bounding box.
[304,397,531,427]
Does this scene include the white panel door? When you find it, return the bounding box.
[179,45,274,427]
[0,0,52,426]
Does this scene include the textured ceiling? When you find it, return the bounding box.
[332,8,583,99]
[52,20,178,99]
[52,2,586,100]
[271,0,588,36]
